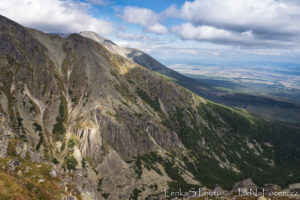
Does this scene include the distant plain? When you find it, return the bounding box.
[169,63,300,102]
[168,63,300,124]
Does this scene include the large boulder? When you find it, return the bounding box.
[232,178,258,193]
[289,183,300,192]
[263,183,281,192]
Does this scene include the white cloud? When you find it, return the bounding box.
[146,23,168,34]
[86,0,111,6]
[122,7,159,27]
[0,0,113,35]
[116,32,158,41]
[163,4,180,18]
[172,23,296,47]
[122,6,168,34]
[173,23,232,40]
[115,39,167,53]
[167,0,300,47]
[198,0,300,34]
[179,49,198,55]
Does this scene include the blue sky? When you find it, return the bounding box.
[1,0,300,67]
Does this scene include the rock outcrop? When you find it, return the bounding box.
[263,183,281,192]
[289,183,300,192]
[232,178,258,193]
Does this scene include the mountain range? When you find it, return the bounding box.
[79,31,300,125]
[0,15,300,199]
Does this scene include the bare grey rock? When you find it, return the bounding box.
[232,178,258,193]
[79,31,180,78]
[214,185,227,194]
[15,141,24,156]
[0,113,14,158]
[8,158,20,171]
[50,168,57,177]
[0,136,9,158]
[289,183,300,192]
[29,149,43,162]
[263,183,281,192]
[0,113,14,136]
[62,196,76,200]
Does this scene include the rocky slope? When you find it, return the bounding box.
[1,15,300,199]
[80,31,300,124]
[79,31,186,79]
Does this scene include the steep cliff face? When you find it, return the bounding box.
[1,15,300,199]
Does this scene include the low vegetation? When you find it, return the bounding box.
[136,87,160,112]
[0,158,65,200]
[52,96,68,138]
